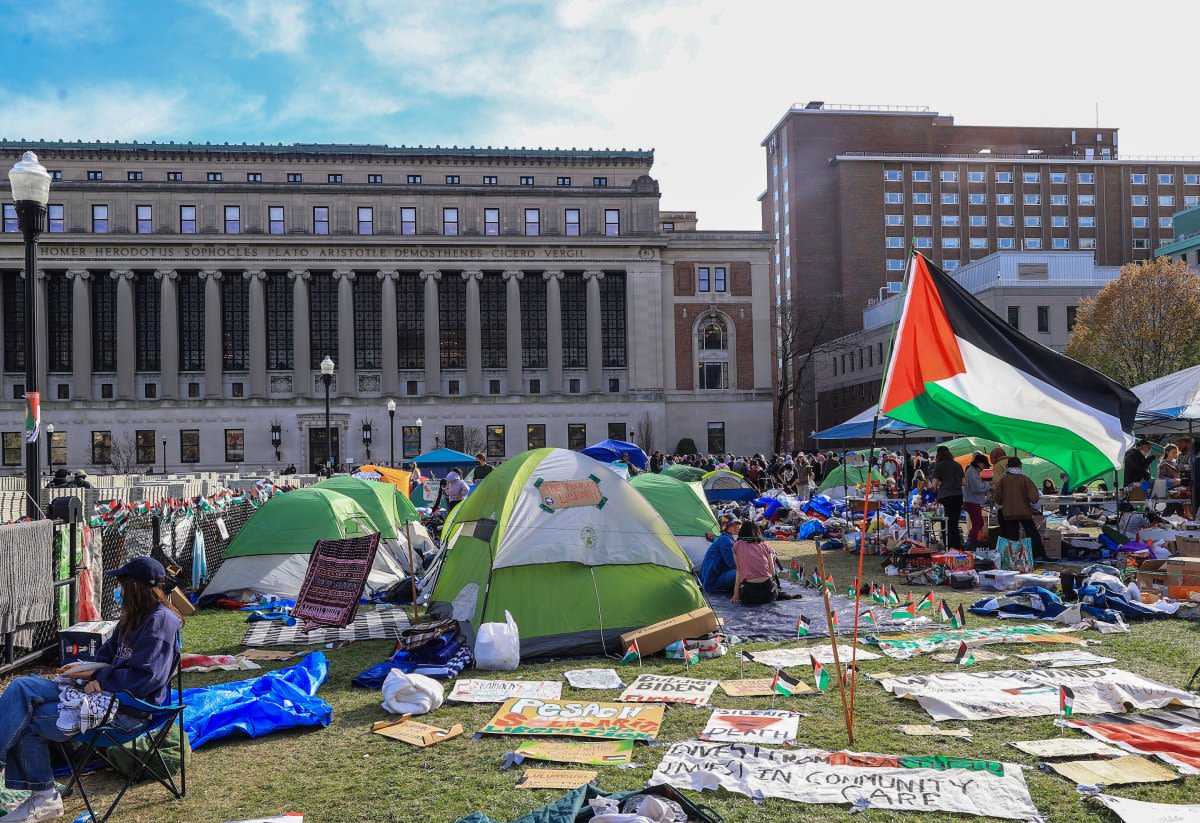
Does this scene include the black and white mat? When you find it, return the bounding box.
[241,607,412,647]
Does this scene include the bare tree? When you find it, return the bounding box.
[773,292,844,453]
[636,412,654,454]
[462,426,487,457]
[93,432,141,474]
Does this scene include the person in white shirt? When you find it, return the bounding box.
[445,470,470,514]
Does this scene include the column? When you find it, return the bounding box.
[156,270,178,399]
[199,269,223,399]
[113,269,136,399]
[503,270,523,395]
[66,270,92,400]
[289,270,310,397]
[583,269,604,393]
[245,269,267,398]
[463,270,483,395]
[420,270,441,395]
[379,270,399,396]
[544,270,564,395]
[33,270,48,397]
[333,270,356,396]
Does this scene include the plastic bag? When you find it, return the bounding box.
[474,610,520,671]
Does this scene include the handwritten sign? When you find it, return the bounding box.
[481,698,664,741]
[535,478,604,513]
[449,679,563,703]
[619,674,719,706]
[371,717,463,748]
[752,646,880,668]
[700,709,800,744]
[515,739,634,765]
[515,769,598,790]
[720,678,813,698]
[563,669,623,690]
[1009,739,1121,758]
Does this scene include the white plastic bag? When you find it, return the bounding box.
[381,670,444,715]
[474,610,520,671]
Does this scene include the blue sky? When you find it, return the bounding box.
[3,1,1200,229]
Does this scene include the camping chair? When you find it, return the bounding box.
[56,636,187,823]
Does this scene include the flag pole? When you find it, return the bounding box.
[813,541,852,737]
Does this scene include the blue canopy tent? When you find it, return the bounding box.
[411,448,476,477]
[813,404,932,440]
[580,439,648,470]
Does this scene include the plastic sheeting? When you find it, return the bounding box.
[180,652,332,749]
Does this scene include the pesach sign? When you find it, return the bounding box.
[619,674,719,705]
[481,698,664,740]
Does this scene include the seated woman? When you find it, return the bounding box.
[699,518,740,594]
[0,556,183,822]
[731,521,783,605]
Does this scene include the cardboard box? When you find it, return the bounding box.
[1135,558,1169,591]
[1040,530,1062,560]
[619,607,720,656]
[1165,556,1200,596]
[1174,535,1200,558]
[59,620,116,665]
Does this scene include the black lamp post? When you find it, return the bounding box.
[45,423,54,473]
[161,435,166,474]
[362,421,373,462]
[386,399,396,467]
[9,151,50,520]
[270,423,282,463]
[320,356,335,472]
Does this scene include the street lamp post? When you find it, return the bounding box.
[45,423,53,474]
[9,152,51,520]
[387,399,396,467]
[270,424,282,463]
[415,417,423,457]
[362,421,373,462]
[161,436,166,474]
[320,356,335,473]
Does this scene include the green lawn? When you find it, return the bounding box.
[68,542,1200,823]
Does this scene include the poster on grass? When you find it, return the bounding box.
[869,625,1083,659]
[449,679,563,703]
[481,697,664,740]
[619,674,719,705]
[515,739,634,765]
[648,741,1039,820]
[700,709,800,744]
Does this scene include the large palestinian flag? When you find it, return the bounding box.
[880,253,1138,484]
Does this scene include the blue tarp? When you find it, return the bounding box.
[580,440,648,470]
[413,448,476,468]
[180,652,332,749]
[352,632,472,688]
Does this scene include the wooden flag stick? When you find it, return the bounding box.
[814,542,852,739]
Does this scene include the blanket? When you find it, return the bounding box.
[708,582,922,642]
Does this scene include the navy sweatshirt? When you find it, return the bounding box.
[94,603,182,706]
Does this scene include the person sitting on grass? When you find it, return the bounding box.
[0,556,183,822]
[699,517,740,594]
[731,521,785,606]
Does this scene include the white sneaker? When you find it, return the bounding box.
[2,793,64,821]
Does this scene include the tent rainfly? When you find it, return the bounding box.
[1133,364,1200,432]
[629,473,718,568]
[700,469,757,502]
[580,439,648,470]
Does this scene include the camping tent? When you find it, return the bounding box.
[630,473,719,567]
[662,464,706,482]
[1133,364,1200,432]
[314,476,419,532]
[815,463,887,496]
[580,439,648,470]
[426,448,704,658]
[700,469,757,502]
[412,448,476,476]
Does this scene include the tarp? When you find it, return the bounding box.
[180,652,332,749]
[354,465,414,493]
[1133,363,1200,430]
[580,439,647,470]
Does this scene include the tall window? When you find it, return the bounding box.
[439,273,466,369]
[3,204,16,232]
[608,422,626,441]
[136,205,152,233]
[47,273,72,373]
[49,431,67,465]
[397,275,424,370]
[224,205,240,233]
[309,274,338,369]
[179,274,205,371]
[567,423,587,450]
[357,206,373,235]
[525,208,540,236]
[91,431,112,465]
[600,273,626,368]
[222,273,249,370]
[698,266,726,292]
[48,204,64,233]
[1006,306,1020,329]
[444,425,464,453]
[401,425,420,458]
[483,208,499,235]
[313,206,329,235]
[353,274,381,369]
[180,430,200,463]
[265,273,293,370]
[561,273,587,368]
[135,273,160,371]
[92,204,108,233]
[697,315,729,390]
[527,424,546,450]
[225,429,245,463]
[1037,305,1050,334]
[400,207,416,234]
[604,209,620,236]
[480,274,507,368]
[2,273,24,371]
[521,276,547,368]
[92,273,118,371]
[442,208,458,235]
[1067,305,1078,332]
[565,209,580,236]
[487,425,505,459]
[180,205,196,233]
[135,430,156,465]
[1,432,20,466]
[269,206,285,234]
[706,422,726,455]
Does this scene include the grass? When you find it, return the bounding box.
[58,541,1200,823]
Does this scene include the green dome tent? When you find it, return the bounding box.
[662,464,705,482]
[630,473,718,568]
[816,464,886,496]
[313,476,420,535]
[427,448,705,659]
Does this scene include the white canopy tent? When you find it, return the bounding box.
[1132,365,1200,433]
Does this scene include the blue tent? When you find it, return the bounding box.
[813,404,939,440]
[412,448,476,474]
[580,439,648,470]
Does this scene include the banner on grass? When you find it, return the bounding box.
[515,739,634,765]
[750,646,880,668]
[868,625,1083,659]
[481,698,664,740]
[563,669,623,690]
[648,741,1039,820]
[448,679,563,703]
[1092,793,1200,823]
[1069,707,1200,775]
[700,709,799,744]
[619,674,719,706]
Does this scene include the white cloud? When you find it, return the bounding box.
[0,86,193,143]
[200,0,311,54]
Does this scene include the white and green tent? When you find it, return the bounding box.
[427,448,706,659]
[630,473,719,568]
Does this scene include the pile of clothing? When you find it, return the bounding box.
[353,623,472,688]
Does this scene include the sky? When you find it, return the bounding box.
[2,0,1199,230]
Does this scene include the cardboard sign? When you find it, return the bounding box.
[700,709,799,744]
[449,679,563,703]
[619,607,720,656]
[619,674,719,706]
[515,768,598,790]
[481,698,664,740]
[1047,755,1178,786]
[563,669,623,690]
[1009,738,1122,758]
[721,678,813,698]
[535,478,604,512]
[240,648,301,661]
[371,717,464,747]
[752,646,880,668]
[216,517,230,541]
[515,739,634,765]
[896,724,973,740]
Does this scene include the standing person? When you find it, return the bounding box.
[962,453,990,549]
[444,469,470,514]
[794,458,812,499]
[1158,444,1182,489]
[988,447,1010,494]
[472,453,493,482]
[699,518,740,594]
[779,461,798,494]
[929,445,965,550]
[994,456,1045,560]
[731,521,781,605]
[1123,440,1153,488]
[649,451,664,474]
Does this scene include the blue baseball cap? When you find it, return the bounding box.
[104,555,167,586]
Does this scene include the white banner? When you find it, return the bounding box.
[448,679,563,703]
[619,674,719,706]
[699,709,800,744]
[1016,650,1115,668]
[751,646,880,668]
[649,741,1039,820]
[1092,793,1200,823]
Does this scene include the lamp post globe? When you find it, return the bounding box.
[386,399,396,467]
[319,356,335,473]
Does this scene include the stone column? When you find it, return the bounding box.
[333,270,356,396]
[198,270,223,399]
[379,270,399,396]
[113,269,136,399]
[289,270,310,397]
[245,269,267,398]
[503,270,523,395]
[66,270,92,400]
[544,270,564,395]
[583,269,604,393]
[156,270,179,399]
[463,270,483,395]
[420,270,441,395]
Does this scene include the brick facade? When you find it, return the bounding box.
[730,305,755,390]
[673,261,695,296]
[674,307,694,390]
[730,261,752,296]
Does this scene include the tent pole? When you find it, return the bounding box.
[404,520,419,624]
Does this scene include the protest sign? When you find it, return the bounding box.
[515,739,634,765]
[869,625,1083,659]
[880,667,1200,722]
[648,741,1039,819]
[751,645,880,668]
[619,674,719,705]
[371,717,463,747]
[515,769,597,789]
[1047,755,1177,786]
[1016,650,1116,668]
[1092,793,1200,823]
[563,669,623,690]
[1009,738,1121,758]
[897,724,972,740]
[720,678,812,697]
[481,698,664,740]
[1068,707,1200,774]
[700,709,799,744]
[449,679,563,703]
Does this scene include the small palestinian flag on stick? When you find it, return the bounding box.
[1059,685,1075,718]
[829,610,839,632]
[869,583,882,604]
[917,592,935,612]
[738,649,752,677]
[846,583,857,599]
[952,604,967,629]
[904,591,914,605]
[808,572,822,589]
[810,655,829,691]
[824,574,836,591]
[683,641,699,669]
[842,662,858,689]
[937,599,953,623]
[860,609,878,629]
[891,602,918,620]
[772,668,800,697]
[954,641,975,666]
[886,586,900,605]
[796,613,810,639]
[620,639,641,666]
[788,562,802,584]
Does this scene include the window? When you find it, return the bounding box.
[1078,173,1095,184]
[604,209,620,236]
[1130,173,1147,185]
[178,274,205,370]
[1024,216,1042,227]
[520,176,534,186]
[997,215,1014,227]
[288,173,303,183]
[1187,174,1200,186]
[101,383,113,399]
[940,170,958,183]
[222,273,249,370]
[521,276,547,368]
[445,175,459,184]
[561,274,587,368]
[941,193,959,204]
[526,424,546,450]
[1051,194,1068,206]
[224,205,240,233]
[441,207,458,236]
[564,209,580,236]
[968,193,986,205]
[969,237,988,249]
[439,272,466,369]
[91,431,112,465]
[91,204,109,233]
[608,378,620,392]
[328,173,342,184]
[567,424,587,450]
[524,208,540,236]
[400,425,420,458]
[885,214,903,226]
[1132,216,1149,228]
[1132,195,1149,206]
[308,273,338,369]
[1067,305,1078,331]
[913,237,932,249]
[884,192,902,204]
[912,170,930,182]
[480,274,507,368]
[269,206,285,234]
[884,170,902,182]
[912,192,931,204]
[706,422,725,455]
[87,170,103,181]
[1023,194,1041,205]
[996,172,1013,183]
[224,429,245,463]
[1036,306,1050,334]
[942,215,959,227]
[1133,238,1149,249]
[483,176,497,185]
[353,274,381,369]
[996,194,1014,205]
[886,259,905,271]
[1051,216,1068,227]
[942,237,960,248]
[1188,196,1200,207]
[180,430,199,463]
[1024,237,1042,249]
[400,207,416,234]
[529,378,541,394]
[46,273,71,373]
[1052,237,1069,250]
[49,170,62,181]
[397,274,424,370]
[180,205,196,233]
[135,430,156,465]
[557,177,571,186]
[1079,237,1096,249]
[127,171,143,181]
[8,203,25,231]
[187,382,199,398]
[1158,173,1174,185]
[960,171,982,184]
[1159,195,1176,207]
[969,215,987,227]
[1078,194,1095,206]
[1023,172,1040,184]
[600,273,626,368]
[1079,216,1096,227]
[246,172,262,183]
[998,237,1016,249]
[484,208,500,235]
[48,204,64,233]
[1007,306,1019,328]
[944,260,960,270]
[367,174,383,184]
[661,222,674,232]
[885,236,904,249]
[265,273,293,370]
[1050,172,1067,184]
[135,272,160,371]
[313,206,329,234]
[407,174,421,184]
[358,206,374,235]
[913,214,932,226]
[486,425,505,459]
[48,430,67,465]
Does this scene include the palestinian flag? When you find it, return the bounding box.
[829,611,839,631]
[952,604,967,630]
[881,253,1138,484]
[824,574,835,591]
[845,584,857,599]
[860,609,877,629]
[937,600,953,623]
[842,663,858,689]
[954,641,975,666]
[886,586,900,605]
[796,614,810,638]
[1060,685,1075,717]
[684,642,699,667]
[807,572,821,589]
[917,592,935,612]
[891,602,917,620]
[23,392,40,444]
[619,639,641,665]
[772,668,800,697]
[810,655,829,691]
[904,591,914,604]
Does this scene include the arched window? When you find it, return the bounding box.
[696,314,730,390]
[698,317,727,351]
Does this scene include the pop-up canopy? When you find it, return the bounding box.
[1133,364,1200,432]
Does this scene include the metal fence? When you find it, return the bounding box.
[0,519,80,676]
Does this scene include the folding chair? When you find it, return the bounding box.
[56,637,187,823]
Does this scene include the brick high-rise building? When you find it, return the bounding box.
[763,101,1200,447]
